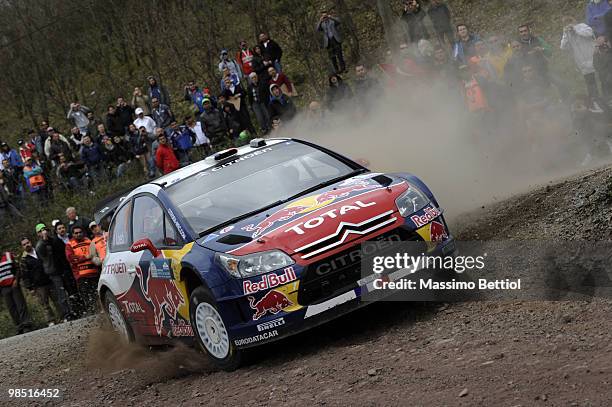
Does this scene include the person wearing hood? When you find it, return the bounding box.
[267,66,296,96]
[586,0,611,37]
[268,84,296,121]
[218,49,243,81]
[561,16,603,112]
[146,76,171,107]
[401,0,429,44]
[326,73,353,111]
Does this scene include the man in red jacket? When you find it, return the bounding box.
[155,133,179,174]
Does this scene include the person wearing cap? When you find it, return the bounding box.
[317,7,346,74]
[267,66,296,97]
[20,236,58,326]
[33,225,71,321]
[155,132,179,174]
[221,76,257,136]
[66,102,91,135]
[146,76,171,107]
[65,207,93,239]
[247,72,271,134]
[0,249,33,334]
[268,84,297,121]
[88,222,107,267]
[133,107,156,137]
[236,40,255,78]
[23,156,48,201]
[65,224,99,315]
[200,98,227,145]
[218,48,243,80]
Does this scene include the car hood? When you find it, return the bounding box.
[197,173,410,261]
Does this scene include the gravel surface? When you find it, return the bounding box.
[2,166,612,406]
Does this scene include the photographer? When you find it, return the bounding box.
[317,8,346,74]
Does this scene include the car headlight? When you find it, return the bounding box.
[215,250,295,278]
[395,185,429,216]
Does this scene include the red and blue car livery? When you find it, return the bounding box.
[98,138,455,370]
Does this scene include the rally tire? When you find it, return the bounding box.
[103,291,135,343]
[189,286,242,371]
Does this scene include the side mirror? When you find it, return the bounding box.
[130,238,161,258]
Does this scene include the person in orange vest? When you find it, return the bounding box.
[463,56,492,113]
[65,225,99,315]
[88,221,107,267]
[22,156,48,202]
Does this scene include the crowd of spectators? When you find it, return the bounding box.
[2,1,612,333]
[1,207,103,333]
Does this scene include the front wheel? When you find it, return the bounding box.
[103,291,134,343]
[189,286,242,371]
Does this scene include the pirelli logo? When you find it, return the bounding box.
[256,317,285,332]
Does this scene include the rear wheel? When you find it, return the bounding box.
[103,291,134,343]
[189,286,242,371]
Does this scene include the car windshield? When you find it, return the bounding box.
[165,141,356,234]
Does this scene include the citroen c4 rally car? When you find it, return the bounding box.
[98,138,455,370]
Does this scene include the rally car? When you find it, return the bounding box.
[98,138,455,370]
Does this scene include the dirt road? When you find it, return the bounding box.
[2,167,612,406]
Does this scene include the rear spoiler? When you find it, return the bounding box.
[93,182,145,227]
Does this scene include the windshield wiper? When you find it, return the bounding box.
[197,168,367,238]
[198,200,283,237]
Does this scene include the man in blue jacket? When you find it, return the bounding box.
[79,135,105,181]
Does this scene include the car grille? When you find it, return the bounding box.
[297,227,426,306]
[294,210,397,260]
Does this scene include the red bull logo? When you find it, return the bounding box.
[243,179,377,238]
[248,290,293,320]
[410,206,442,228]
[135,265,185,336]
[430,221,448,243]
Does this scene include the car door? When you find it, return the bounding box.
[104,199,148,330]
[130,194,188,338]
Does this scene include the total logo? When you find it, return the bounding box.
[243,179,378,238]
[285,200,376,235]
[410,206,442,228]
[243,267,297,295]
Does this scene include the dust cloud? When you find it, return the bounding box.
[85,320,210,383]
[282,77,610,222]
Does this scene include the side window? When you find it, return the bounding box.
[109,200,132,252]
[132,196,165,247]
[163,214,182,246]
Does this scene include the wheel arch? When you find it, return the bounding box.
[180,264,210,298]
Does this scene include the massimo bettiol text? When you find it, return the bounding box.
[368,252,522,291]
